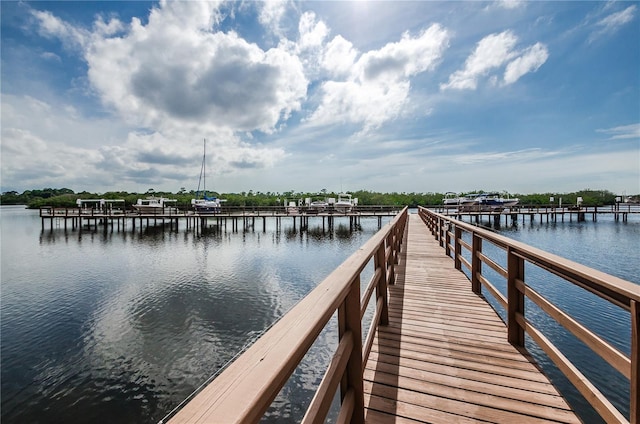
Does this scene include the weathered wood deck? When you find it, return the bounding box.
[363,214,581,423]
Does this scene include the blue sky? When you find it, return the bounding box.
[1,0,639,195]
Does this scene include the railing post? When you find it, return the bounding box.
[631,299,639,424]
[375,243,389,326]
[386,233,395,285]
[393,222,400,265]
[471,232,482,294]
[445,223,451,257]
[507,247,525,347]
[339,276,364,424]
[454,226,462,270]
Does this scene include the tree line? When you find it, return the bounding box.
[0,187,633,209]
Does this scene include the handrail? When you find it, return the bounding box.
[164,207,408,424]
[418,206,639,424]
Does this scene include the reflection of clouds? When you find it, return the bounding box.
[83,236,291,410]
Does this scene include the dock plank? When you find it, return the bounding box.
[363,213,581,423]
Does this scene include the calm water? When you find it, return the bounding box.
[1,206,638,423]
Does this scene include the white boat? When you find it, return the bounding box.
[307,197,329,212]
[286,199,302,214]
[500,192,519,208]
[444,192,478,207]
[443,192,460,206]
[132,196,177,213]
[133,197,176,213]
[474,192,519,211]
[191,139,225,214]
[332,193,357,213]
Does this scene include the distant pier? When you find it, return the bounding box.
[39,203,639,233]
[436,203,639,224]
[38,205,403,233]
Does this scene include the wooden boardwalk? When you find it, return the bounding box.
[362,214,581,423]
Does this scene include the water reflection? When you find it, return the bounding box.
[3,207,391,423]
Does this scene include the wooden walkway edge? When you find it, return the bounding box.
[363,214,581,423]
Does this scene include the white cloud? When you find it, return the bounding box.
[31,9,89,50]
[307,24,450,132]
[92,14,126,37]
[451,148,558,165]
[1,125,104,190]
[0,91,286,193]
[495,0,525,10]
[597,123,640,140]
[321,35,358,77]
[588,4,637,43]
[441,31,518,90]
[503,42,549,85]
[596,5,636,33]
[258,0,289,37]
[30,1,307,136]
[441,30,548,90]
[298,11,329,50]
[40,51,61,62]
[85,5,306,134]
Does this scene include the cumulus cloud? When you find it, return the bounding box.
[258,0,289,37]
[441,30,548,90]
[31,2,307,135]
[307,24,450,132]
[298,11,329,51]
[321,35,358,78]
[87,7,306,133]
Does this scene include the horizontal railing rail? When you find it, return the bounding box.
[164,207,408,424]
[418,206,639,424]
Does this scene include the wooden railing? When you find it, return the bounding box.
[164,207,408,424]
[418,206,639,424]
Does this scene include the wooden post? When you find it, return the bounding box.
[445,223,451,257]
[507,246,525,347]
[386,233,395,285]
[471,232,482,294]
[454,226,462,270]
[339,276,364,424]
[631,299,639,424]
[375,243,389,326]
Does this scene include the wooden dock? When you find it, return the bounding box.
[38,205,402,232]
[164,207,637,424]
[363,214,579,423]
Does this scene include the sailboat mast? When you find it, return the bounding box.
[203,138,206,195]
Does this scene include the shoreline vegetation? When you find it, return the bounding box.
[1,188,637,209]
